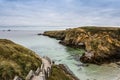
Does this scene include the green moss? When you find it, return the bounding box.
[0,39,42,80]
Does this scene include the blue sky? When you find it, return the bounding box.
[0,0,120,27]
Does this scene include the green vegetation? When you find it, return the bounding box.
[43,26,120,64]
[0,39,77,80]
[48,65,74,80]
[0,39,42,80]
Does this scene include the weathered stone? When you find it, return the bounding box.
[13,76,22,80]
[26,70,35,80]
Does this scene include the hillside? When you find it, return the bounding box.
[0,39,42,80]
[43,26,120,64]
[48,64,78,80]
[0,39,77,80]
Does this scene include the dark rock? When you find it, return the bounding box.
[37,33,43,35]
[75,63,89,67]
[8,29,11,31]
[116,62,120,66]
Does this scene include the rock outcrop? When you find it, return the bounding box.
[43,27,120,64]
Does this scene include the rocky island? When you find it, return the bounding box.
[43,26,120,64]
[0,39,78,80]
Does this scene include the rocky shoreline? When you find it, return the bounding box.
[42,27,120,64]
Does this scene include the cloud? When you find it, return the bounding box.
[0,0,120,27]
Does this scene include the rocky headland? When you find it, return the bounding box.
[0,39,77,80]
[43,26,120,64]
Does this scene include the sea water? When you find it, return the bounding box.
[0,30,120,80]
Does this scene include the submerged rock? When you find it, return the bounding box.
[75,63,89,67]
[43,26,120,64]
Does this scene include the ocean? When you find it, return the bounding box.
[0,29,120,80]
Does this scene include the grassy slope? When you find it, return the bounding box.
[0,39,76,80]
[48,65,74,80]
[43,26,120,64]
[0,39,42,80]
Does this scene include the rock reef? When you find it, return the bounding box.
[43,27,120,64]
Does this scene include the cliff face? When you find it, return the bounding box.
[43,27,120,64]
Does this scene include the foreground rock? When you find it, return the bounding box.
[43,27,120,64]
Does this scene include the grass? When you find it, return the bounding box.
[48,65,73,80]
[0,39,76,80]
[43,26,120,64]
[0,39,42,80]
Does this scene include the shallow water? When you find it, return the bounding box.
[0,30,120,80]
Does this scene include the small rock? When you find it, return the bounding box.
[75,63,89,67]
[78,42,84,46]
[116,62,120,65]
[38,33,43,35]
[8,29,11,31]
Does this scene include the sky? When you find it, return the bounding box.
[0,0,120,29]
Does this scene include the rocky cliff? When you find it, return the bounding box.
[43,27,120,64]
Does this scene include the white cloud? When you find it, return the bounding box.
[0,0,120,27]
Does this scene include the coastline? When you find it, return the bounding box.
[42,26,120,64]
[0,39,78,80]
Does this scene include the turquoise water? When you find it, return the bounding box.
[0,30,120,80]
